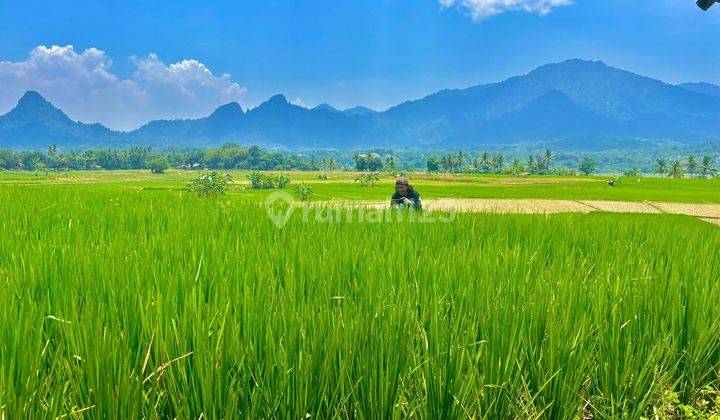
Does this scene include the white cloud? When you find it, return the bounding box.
[0,45,247,130]
[440,0,572,19]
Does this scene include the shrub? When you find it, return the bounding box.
[293,184,314,201]
[354,173,380,187]
[148,157,170,174]
[246,172,291,189]
[186,172,233,197]
[623,167,641,178]
[552,168,578,176]
[276,174,291,189]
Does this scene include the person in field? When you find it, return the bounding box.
[390,178,422,210]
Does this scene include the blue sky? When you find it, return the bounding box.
[0,0,718,129]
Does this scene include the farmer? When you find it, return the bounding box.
[390,178,422,210]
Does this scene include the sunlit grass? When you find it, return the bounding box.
[1,169,718,203]
[1,186,719,418]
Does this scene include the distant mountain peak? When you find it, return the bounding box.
[265,94,289,106]
[3,90,72,124]
[15,90,55,111]
[314,103,340,113]
[529,58,612,75]
[3,60,720,150]
[343,106,378,116]
[209,102,244,119]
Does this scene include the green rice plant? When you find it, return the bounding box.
[0,185,719,418]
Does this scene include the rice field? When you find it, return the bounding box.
[1,181,720,418]
[2,169,719,203]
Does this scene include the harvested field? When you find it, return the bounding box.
[579,200,662,214]
[318,198,720,218]
[423,198,592,213]
[651,202,720,218]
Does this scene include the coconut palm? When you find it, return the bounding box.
[492,154,505,174]
[544,149,554,173]
[510,158,525,176]
[479,151,492,173]
[654,158,668,177]
[668,160,684,179]
[700,155,716,178]
[686,155,699,178]
[526,155,537,174]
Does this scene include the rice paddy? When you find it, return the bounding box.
[1,173,719,418]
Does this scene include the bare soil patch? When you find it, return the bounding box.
[579,201,661,214]
[423,198,592,214]
[651,203,720,218]
[318,199,720,221]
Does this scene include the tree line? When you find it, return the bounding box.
[0,144,717,178]
[0,144,332,172]
[653,155,717,178]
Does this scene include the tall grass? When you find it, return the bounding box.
[0,186,719,418]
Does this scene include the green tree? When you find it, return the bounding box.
[491,154,505,174]
[427,156,440,172]
[510,158,525,176]
[479,151,492,173]
[686,155,699,178]
[579,156,597,176]
[654,158,668,177]
[526,155,537,174]
[544,149,554,170]
[384,155,397,172]
[668,160,684,179]
[700,155,716,178]
[148,157,169,174]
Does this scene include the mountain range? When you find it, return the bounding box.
[1,59,719,151]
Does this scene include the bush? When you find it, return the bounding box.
[246,172,291,189]
[354,173,380,187]
[623,167,641,178]
[276,174,291,189]
[185,172,233,197]
[293,184,314,201]
[148,157,170,174]
[552,168,578,176]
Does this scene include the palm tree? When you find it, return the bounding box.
[700,155,716,178]
[492,154,505,174]
[46,144,58,169]
[510,158,525,176]
[654,158,668,177]
[544,149,554,173]
[440,155,452,173]
[456,151,466,172]
[526,155,537,174]
[686,155,699,178]
[668,160,684,179]
[479,151,492,173]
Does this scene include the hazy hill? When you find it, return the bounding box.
[2,60,720,150]
[0,91,118,148]
[679,82,720,98]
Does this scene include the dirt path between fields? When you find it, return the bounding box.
[314,199,720,225]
